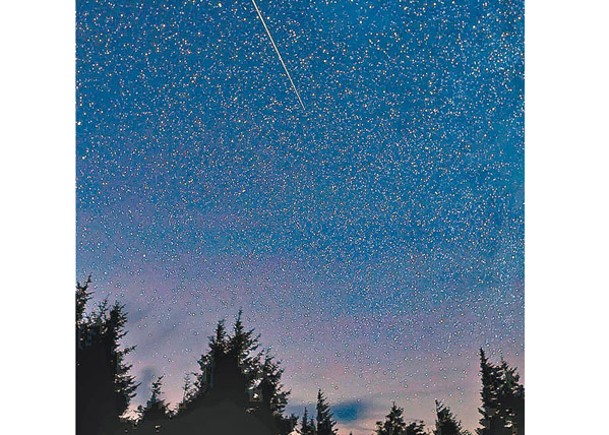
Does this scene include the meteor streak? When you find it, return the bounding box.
[251,0,306,111]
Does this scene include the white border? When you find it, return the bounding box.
[526,1,608,433]
[1,1,75,432]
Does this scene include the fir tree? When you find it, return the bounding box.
[195,319,228,396]
[258,351,290,414]
[374,402,407,435]
[434,400,470,435]
[310,416,318,435]
[76,275,91,325]
[375,403,426,435]
[315,389,337,435]
[496,359,525,435]
[139,376,171,422]
[301,407,316,435]
[228,309,261,376]
[76,280,138,435]
[404,421,427,435]
[301,408,310,434]
[177,373,197,412]
[477,349,505,435]
[477,350,524,435]
[170,314,289,435]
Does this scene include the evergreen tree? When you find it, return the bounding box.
[177,373,197,412]
[195,319,228,396]
[315,390,337,435]
[374,402,406,435]
[301,408,310,434]
[375,403,426,435]
[140,376,170,422]
[203,318,251,408]
[476,350,524,435]
[228,309,261,372]
[434,400,470,435]
[76,275,91,325]
[76,279,138,435]
[258,351,290,415]
[477,349,504,435]
[170,314,288,435]
[310,416,318,435]
[496,359,525,435]
[301,407,316,435]
[404,422,427,435]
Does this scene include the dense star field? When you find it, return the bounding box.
[76,0,524,433]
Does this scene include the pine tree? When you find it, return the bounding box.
[195,319,228,396]
[177,373,197,412]
[301,408,310,435]
[76,280,138,435]
[434,400,470,435]
[140,376,170,422]
[477,349,505,435]
[310,416,317,435]
[315,390,337,435]
[170,314,286,435]
[76,275,92,325]
[404,421,427,435]
[258,351,289,414]
[301,407,317,435]
[375,403,426,435]
[476,350,524,435]
[496,359,525,435]
[374,402,407,435]
[228,309,261,377]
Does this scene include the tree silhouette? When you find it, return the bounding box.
[176,373,197,413]
[434,400,470,435]
[301,407,316,435]
[166,313,294,435]
[76,278,137,435]
[496,359,525,435]
[477,349,524,435]
[228,309,261,376]
[375,402,426,435]
[375,402,407,435]
[139,376,171,421]
[315,389,338,435]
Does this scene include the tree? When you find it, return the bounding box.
[169,314,288,435]
[434,400,470,435]
[76,279,138,435]
[375,403,426,435]
[375,402,406,435]
[139,376,170,422]
[477,349,524,435]
[228,309,261,375]
[76,275,92,325]
[177,373,197,413]
[301,408,315,435]
[315,390,337,435]
[404,422,427,435]
[258,351,289,414]
[496,359,525,435]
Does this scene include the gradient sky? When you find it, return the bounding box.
[76,0,523,433]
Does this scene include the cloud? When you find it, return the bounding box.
[332,399,374,423]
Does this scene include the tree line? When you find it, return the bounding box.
[76,278,524,435]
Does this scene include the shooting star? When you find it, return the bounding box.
[251,0,306,111]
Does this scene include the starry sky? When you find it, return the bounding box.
[76,0,523,433]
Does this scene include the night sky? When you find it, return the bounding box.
[76,0,524,433]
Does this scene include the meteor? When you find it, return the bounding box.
[251,0,306,111]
